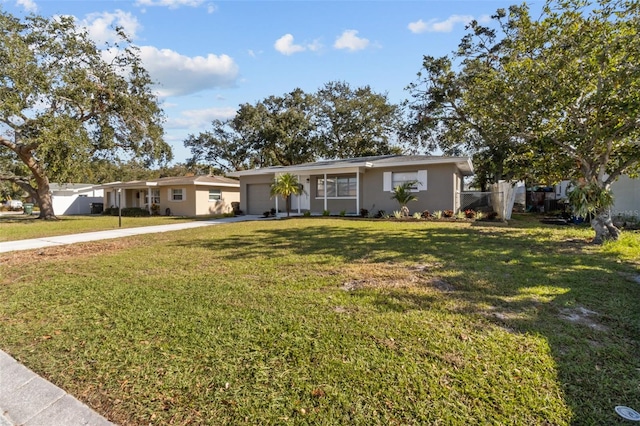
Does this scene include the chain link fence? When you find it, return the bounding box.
[459,191,502,212]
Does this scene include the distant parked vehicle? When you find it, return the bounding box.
[4,200,24,210]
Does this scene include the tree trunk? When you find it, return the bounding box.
[591,210,620,244]
[11,141,58,220]
[36,183,56,220]
[286,196,291,217]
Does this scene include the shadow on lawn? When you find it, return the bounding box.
[178,219,640,424]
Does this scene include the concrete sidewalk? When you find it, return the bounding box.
[0,351,113,426]
[0,215,265,253]
[0,215,268,425]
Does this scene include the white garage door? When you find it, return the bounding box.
[247,184,273,215]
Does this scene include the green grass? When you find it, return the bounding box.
[1,218,639,425]
[0,215,196,242]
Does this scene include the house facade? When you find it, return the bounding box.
[49,183,104,215]
[611,174,640,219]
[228,155,474,215]
[96,176,240,216]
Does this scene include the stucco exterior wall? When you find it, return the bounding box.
[361,164,460,215]
[611,175,640,218]
[194,187,240,215]
[309,173,360,214]
[238,174,275,214]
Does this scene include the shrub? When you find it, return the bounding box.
[303,211,311,217]
[413,212,422,219]
[374,210,386,218]
[487,211,499,220]
[359,208,369,218]
[103,207,150,217]
[393,210,403,219]
[322,210,330,216]
[339,210,347,217]
[422,210,431,219]
[433,210,443,219]
[455,210,466,220]
[464,209,476,219]
[262,211,271,218]
[443,210,454,218]
[270,208,277,216]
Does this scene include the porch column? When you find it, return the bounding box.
[323,173,327,212]
[147,187,152,213]
[275,194,279,218]
[356,171,360,214]
[297,174,301,214]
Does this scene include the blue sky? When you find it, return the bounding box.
[2,0,535,163]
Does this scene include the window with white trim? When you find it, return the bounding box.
[317,176,356,198]
[392,172,418,190]
[208,189,222,201]
[383,170,427,192]
[170,188,185,201]
[145,189,160,205]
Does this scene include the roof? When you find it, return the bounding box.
[227,155,474,177]
[48,183,101,193]
[94,175,239,189]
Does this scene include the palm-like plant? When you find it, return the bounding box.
[270,173,305,217]
[391,181,418,216]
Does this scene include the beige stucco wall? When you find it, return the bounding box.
[194,187,240,215]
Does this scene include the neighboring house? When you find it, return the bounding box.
[227,155,474,215]
[96,176,240,216]
[531,175,639,219]
[610,174,640,219]
[49,183,104,216]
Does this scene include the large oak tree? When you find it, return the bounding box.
[185,89,321,172]
[0,11,171,219]
[185,82,404,171]
[407,0,640,243]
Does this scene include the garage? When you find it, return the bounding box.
[246,184,273,215]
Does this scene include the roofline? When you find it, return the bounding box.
[94,180,239,189]
[227,156,474,177]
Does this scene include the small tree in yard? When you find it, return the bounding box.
[391,181,418,217]
[270,173,304,217]
[567,180,617,244]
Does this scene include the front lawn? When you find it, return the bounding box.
[0,215,196,242]
[0,218,638,425]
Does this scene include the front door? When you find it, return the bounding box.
[294,176,311,212]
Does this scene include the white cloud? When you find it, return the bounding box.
[274,34,323,55]
[206,3,217,13]
[274,34,306,56]
[408,15,474,33]
[135,0,205,8]
[333,30,369,52]
[77,10,142,45]
[167,107,237,129]
[139,46,239,97]
[16,0,37,12]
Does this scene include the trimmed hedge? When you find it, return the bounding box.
[102,207,150,217]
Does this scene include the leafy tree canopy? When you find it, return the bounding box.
[407,0,640,241]
[185,82,405,171]
[0,10,172,218]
